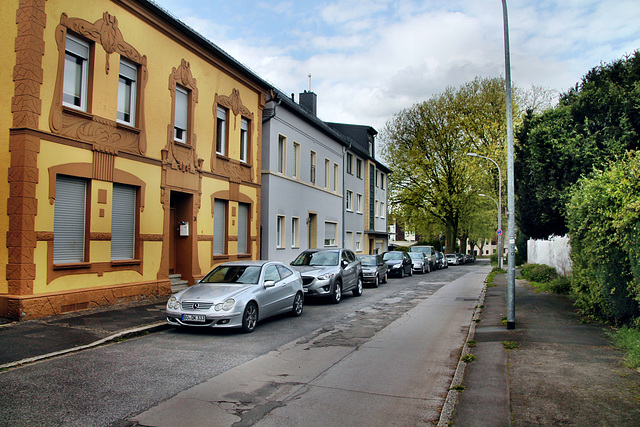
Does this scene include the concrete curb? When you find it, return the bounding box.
[437,282,488,426]
[0,321,170,371]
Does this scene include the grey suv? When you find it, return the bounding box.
[291,248,363,304]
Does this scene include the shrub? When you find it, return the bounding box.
[549,276,572,295]
[566,152,640,326]
[521,263,558,283]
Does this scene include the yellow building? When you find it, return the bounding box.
[1,0,270,320]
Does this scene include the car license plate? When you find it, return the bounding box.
[182,314,206,322]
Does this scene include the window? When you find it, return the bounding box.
[240,118,249,163]
[291,217,299,248]
[355,232,362,252]
[53,175,87,263]
[174,85,188,143]
[324,222,337,247]
[213,199,227,255]
[346,190,353,211]
[292,142,300,179]
[264,264,281,282]
[117,59,137,126]
[347,153,353,175]
[334,163,339,192]
[111,184,136,260]
[238,203,249,254]
[356,159,363,179]
[380,173,385,190]
[375,170,379,187]
[277,135,285,174]
[356,194,363,213]
[216,106,228,155]
[375,200,379,217]
[380,202,385,219]
[324,159,330,189]
[310,151,316,185]
[276,215,285,248]
[346,231,353,250]
[63,33,90,111]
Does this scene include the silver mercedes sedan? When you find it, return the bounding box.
[166,260,304,333]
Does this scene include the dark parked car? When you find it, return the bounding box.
[382,251,413,278]
[435,251,448,269]
[455,253,465,264]
[357,254,388,287]
[465,254,475,263]
[409,245,436,272]
[291,248,363,304]
[408,252,428,274]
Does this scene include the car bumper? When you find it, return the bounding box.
[362,274,378,284]
[302,278,334,297]
[166,309,243,328]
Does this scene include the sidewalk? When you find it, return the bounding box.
[447,273,640,426]
[0,297,169,369]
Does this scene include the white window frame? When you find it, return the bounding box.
[277,135,286,174]
[333,163,339,193]
[324,222,337,247]
[310,151,317,185]
[291,217,299,248]
[356,193,363,213]
[355,232,362,252]
[346,190,353,211]
[347,153,353,175]
[324,159,330,189]
[292,142,300,179]
[117,58,137,126]
[240,118,249,163]
[356,159,363,179]
[380,202,385,219]
[216,106,228,155]
[276,215,285,249]
[174,85,188,143]
[63,33,90,111]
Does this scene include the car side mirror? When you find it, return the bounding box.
[264,280,276,288]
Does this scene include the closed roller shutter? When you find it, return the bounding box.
[214,199,226,255]
[53,175,86,263]
[112,183,136,260]
[238,203,249,254]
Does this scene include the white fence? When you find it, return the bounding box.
[527,235,572,275]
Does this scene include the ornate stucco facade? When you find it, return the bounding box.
[1,0,269,320]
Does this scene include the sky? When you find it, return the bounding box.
[151,0,640,132]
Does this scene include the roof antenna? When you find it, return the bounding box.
[308,73,312,92]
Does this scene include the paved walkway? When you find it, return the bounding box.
[449,274,640,426]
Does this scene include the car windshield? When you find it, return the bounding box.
[200,265,262,285]
[358,255,378,266]
[292,251,339,266]
[409,253,423,259]
[383,252,402,261]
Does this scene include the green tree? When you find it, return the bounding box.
[381,77,513,252]
[516,52,640,238]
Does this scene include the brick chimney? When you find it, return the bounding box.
[299,90,317,117]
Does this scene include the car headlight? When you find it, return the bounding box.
[317,273,335,281]
[392,264,401,269]
[167,296,180,310]
[215,298,235,311]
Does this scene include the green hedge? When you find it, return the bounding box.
[521,263,558,283]
[566,152,640,327]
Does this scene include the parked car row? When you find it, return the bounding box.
[165,246,459,334]
[167,248,364,333]
[444,253,476,266]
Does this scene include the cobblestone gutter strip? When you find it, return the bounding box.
[437,283,487,426]
[0,322,170,372]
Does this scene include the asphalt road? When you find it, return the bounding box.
[0,262,483,427]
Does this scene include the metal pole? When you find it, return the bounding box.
[467,153,502,269]
[502,0,516,330]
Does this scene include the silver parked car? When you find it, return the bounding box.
[445,253,458,265]
[290,248,363,304]
[357,254,388,287]
[408,252,428,274]
[166,260,304,333]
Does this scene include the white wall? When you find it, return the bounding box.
[527,235,572,275]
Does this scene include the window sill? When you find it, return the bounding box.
[53,262,91,270]
[111,259,142,267]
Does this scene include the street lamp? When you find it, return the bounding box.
[467,152,502,269]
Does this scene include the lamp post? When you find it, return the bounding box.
[467,152,502,269]
[502,0,516,330]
